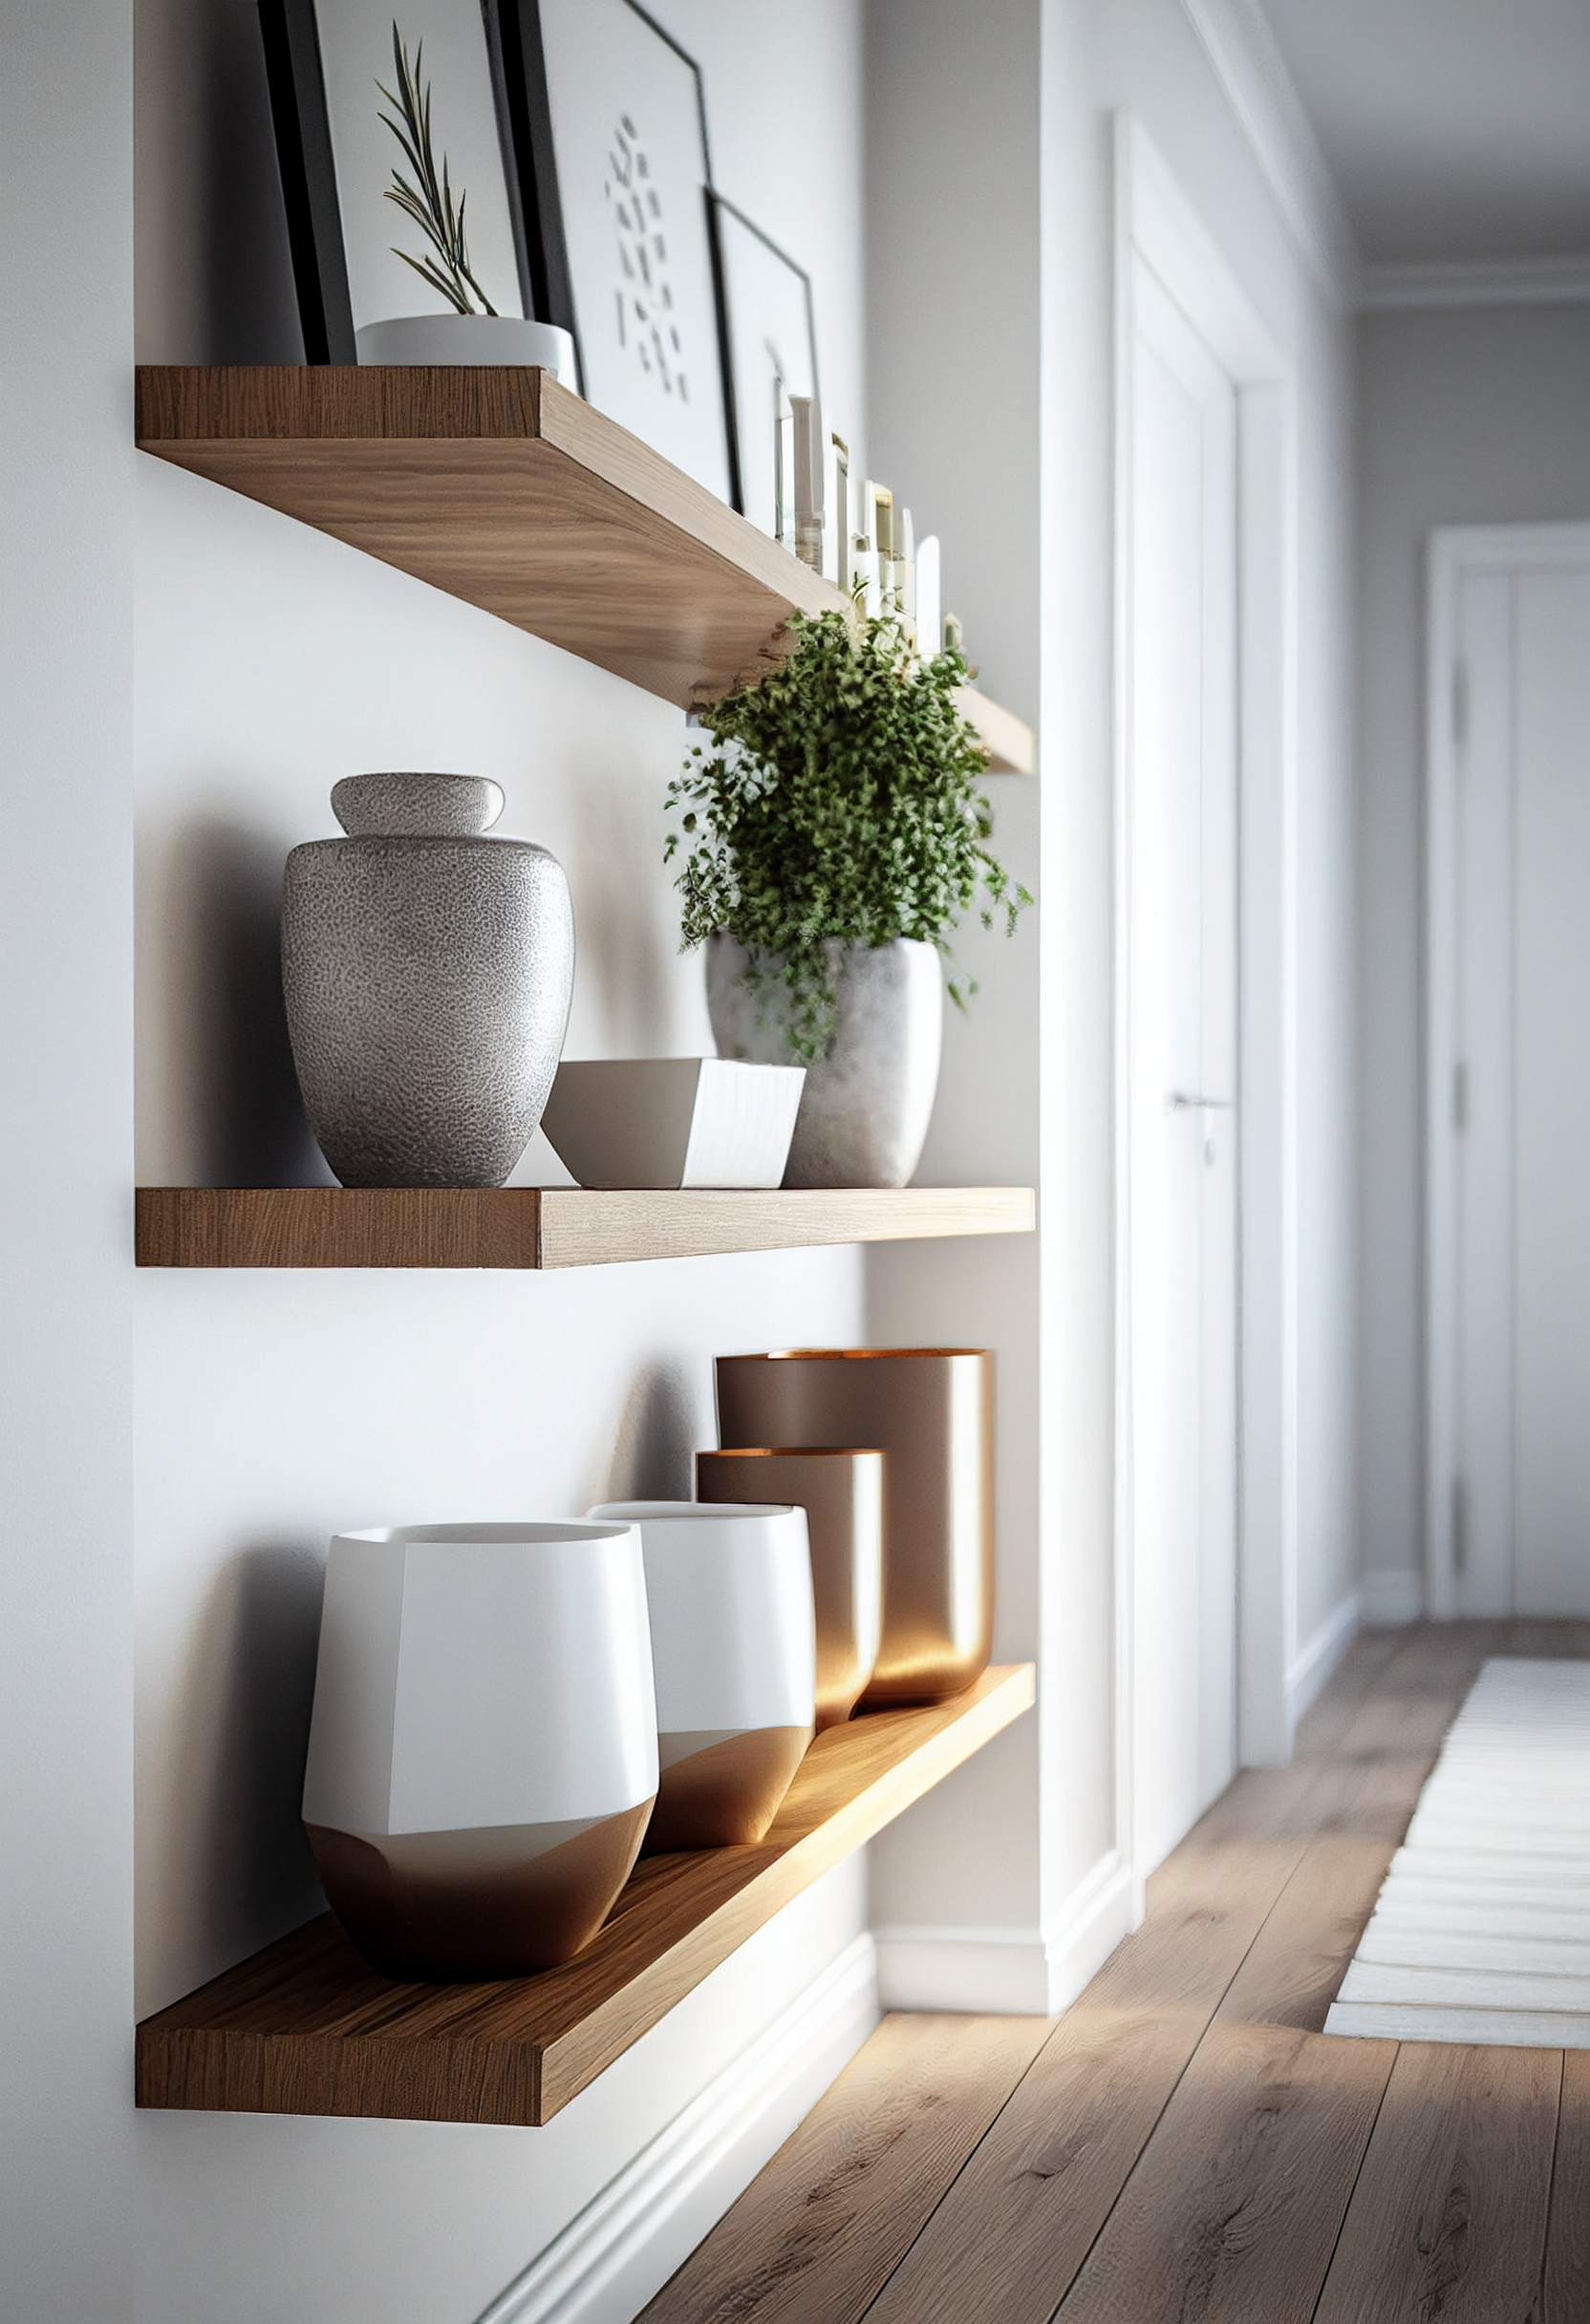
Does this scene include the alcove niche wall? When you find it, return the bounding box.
[131,5,892,2318]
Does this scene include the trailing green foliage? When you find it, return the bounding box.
[667,604,1031,1062]
[377,25,499,317]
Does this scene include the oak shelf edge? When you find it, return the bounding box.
[134,1185,1037,1270]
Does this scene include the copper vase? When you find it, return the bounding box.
[696,1448,884,1728]
[715,1350,994,1707]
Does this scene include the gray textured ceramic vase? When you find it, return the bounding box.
[283,772,574,1188]
[706,934,942,1188]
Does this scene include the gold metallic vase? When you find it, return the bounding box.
[715,1350,994,1707]
[696,1447,884,1728]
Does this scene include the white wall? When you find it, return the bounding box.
[0,3,137,2316]
[1357,301,1590,1616]
[125,5,876,2321]
[862,0,1360,2003]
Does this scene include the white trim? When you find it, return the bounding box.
[874,1851,1134,2017]
[472,1936,878,2324]
[1178,0,1361,312]
[1362,1570,1424,1626]
[1424,522,1590,1625]
[1285,1589,1360,1725]
[1113,112,1302,1910]
[1364,256,1590,313]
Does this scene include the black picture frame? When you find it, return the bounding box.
[259,0,539,365]
[711,194,821,544]
[489,0,737,506]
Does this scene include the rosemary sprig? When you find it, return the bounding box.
[376,24,498,316]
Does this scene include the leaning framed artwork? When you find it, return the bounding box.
[711,195,820,545]
[495,0,736,502]
[260,0,536,361]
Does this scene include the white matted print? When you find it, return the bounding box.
[534,0,732,500]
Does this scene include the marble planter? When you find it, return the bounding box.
[301,1521,657,1981]
[705,934,942,1188]
[282,771,573,1187]
[716,1350,994,1707]
[694,1448,883,1729]
[587,1500,815,1848]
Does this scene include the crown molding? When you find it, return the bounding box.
[1180,0,1362,312]
[1362,254,1590,312]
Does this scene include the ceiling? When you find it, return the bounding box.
[1257,0,1590,268]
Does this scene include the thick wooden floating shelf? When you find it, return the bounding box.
[137,1665,1034,2125]
[135,1184,1036,1270]
[134,366,1035,771]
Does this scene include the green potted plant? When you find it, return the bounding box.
[666,602,1030,1186]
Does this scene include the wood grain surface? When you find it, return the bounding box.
[642,1623,1590,2324]
[640,2013,1052,2324]
[136,1667,1034,2126]
[1313,2040,1560,2323]
[1545,2046,1590,2322]
[134,1185,1036,1270]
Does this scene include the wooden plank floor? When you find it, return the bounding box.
[640,1622,1590,2324]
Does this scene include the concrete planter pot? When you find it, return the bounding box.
[283,771,573,1188]
[705,933,942,1188]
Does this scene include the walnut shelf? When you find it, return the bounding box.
[137,1665,1034,2126]
[135,1185,1036,1270]
[134,367,1036,768]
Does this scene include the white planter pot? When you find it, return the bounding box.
[705,934,943,1188]
[301,1521,656,1980]
[355,313,577,379]
[587,1500,815,1849]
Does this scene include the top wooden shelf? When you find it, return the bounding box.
[134,367,1035,770]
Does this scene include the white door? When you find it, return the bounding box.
[1127,255,1240,1874]
[1437,531,1590,1616]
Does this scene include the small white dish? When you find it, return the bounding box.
[542,1057,806,1189]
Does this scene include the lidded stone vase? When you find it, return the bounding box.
[282,771,574,1187]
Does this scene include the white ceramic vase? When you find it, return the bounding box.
[301,1521,656,1980]
[705,934,943,1188]
[587,1500,816,1848]
[355,314,577,379]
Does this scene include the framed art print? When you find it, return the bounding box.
[711,196,820,545]
[496,0,735,503]
[260,0,535,361]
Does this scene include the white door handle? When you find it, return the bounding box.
[1169,1092,1234,1110]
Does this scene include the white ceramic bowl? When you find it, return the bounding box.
[587,1499,816,1848]
[541,1058,806,1189]
[355,314,577,377]
[302,1520,656,1978]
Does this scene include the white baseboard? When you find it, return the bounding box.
[1362,1570,1424,1625]
[874,1850,1134,2017]
[1286,1588,1361,1724]
[473,1934,879,2324]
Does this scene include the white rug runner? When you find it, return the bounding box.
[1325,1657,1590,2048]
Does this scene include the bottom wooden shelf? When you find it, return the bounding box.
[136,1665,1033,2126]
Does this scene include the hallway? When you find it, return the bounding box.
[641,1624,1590,2321]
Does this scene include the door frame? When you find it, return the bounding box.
[1424,522,1590,1618]
[1112,115,1300,1905]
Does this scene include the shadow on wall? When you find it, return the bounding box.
[174,818,333,1188]
[597,1363,703,1504]
[562,760,690,1056]
[194,1541,329,1963]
